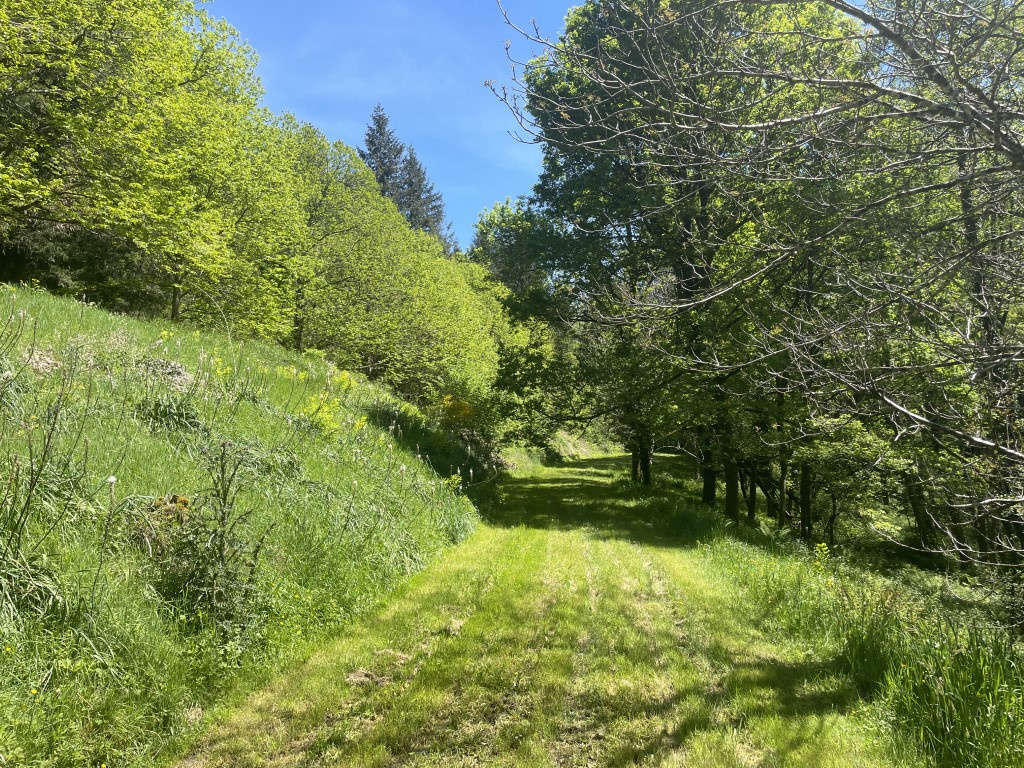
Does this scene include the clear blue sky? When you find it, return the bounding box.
[208,0,571,249]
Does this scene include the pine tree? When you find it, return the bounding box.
[358,105,405,201]
[358,107,457,253]
[398,148,446,238]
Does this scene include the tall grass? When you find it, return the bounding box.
[886,623,1024,767]
[709,527,1024,768]
[0,285,479,767]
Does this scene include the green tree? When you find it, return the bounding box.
[398,148,446,240]
[358,104,405,203]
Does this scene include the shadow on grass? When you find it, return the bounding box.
[294,557,862,768]
[485,454,722,548]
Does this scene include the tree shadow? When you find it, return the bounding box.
[574,628,864,767]
[182,454,880,768]
[485,454,722,548]
[342,583,857,766]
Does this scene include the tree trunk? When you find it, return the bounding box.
[701,459,717,505]
[631,449,641,485]
[827,494,838,546]
[770,456,786,528]
[725,457,740,522]
[746,466,758,524]
[799,463,813,541]
[904,471,933,548]
[292,314,305,352]
[292,286,306,351]
[638,433,653,487]
[776,460,789,526]
[170,285,181,322]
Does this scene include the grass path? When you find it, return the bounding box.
[177,457,905,767]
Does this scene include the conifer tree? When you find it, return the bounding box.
[358,104,405,201]
[398,148,446,239]
[358,106,456,252]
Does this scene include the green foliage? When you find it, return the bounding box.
[358,104,406,203]
[0,3,508,438]
[359,106,452,247]
[397,148,449,246]
[469,199,562,319]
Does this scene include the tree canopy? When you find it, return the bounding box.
[483,0,1024,582]
[0,0,513,435]
[359,105,454,251]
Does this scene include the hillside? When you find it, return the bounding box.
[7,2,1024,767]
[0,286,480,767]
[3,288,1023,768]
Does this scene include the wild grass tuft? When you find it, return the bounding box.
[886,622,1024,768]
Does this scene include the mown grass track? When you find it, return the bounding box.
[178,456,913,768]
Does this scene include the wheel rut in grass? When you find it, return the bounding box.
[178,456,901,768]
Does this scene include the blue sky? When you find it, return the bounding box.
[208,0,571,249]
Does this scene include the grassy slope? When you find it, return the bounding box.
[0,286,478,767]
[180,456,920,768]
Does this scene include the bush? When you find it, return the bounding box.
[369,396,502,496]
[135,443,271,656]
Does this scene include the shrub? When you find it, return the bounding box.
[370,396,502,496]
[299,394,343,440]
[135,443,271,657]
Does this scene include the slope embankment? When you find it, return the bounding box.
[0,286,479,767]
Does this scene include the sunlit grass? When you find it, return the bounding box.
[0,286,478,767]
[179,455,918,768]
